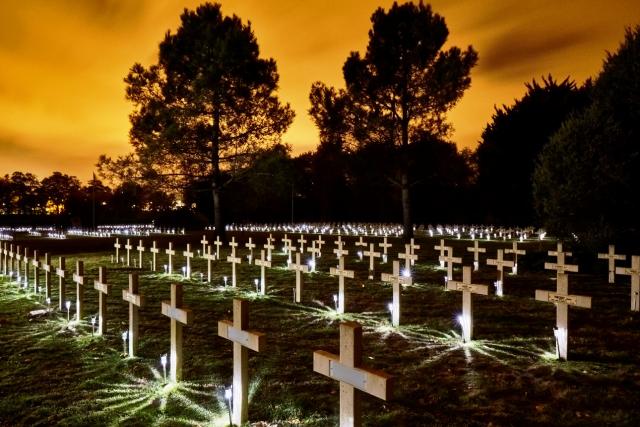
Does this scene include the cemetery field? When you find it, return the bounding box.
[1,235,639,426]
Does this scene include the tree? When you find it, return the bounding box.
[533,26,640,246]
[7,172,41,215]
[40,172,81,215]
[120,3,293,236]
[475,76,591,224]
[342,1,477,238]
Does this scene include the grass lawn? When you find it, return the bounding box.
[0,233,639,426]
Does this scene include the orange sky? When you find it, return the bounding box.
[0,0,638,181]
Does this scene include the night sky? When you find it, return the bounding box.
[0,0,638,180]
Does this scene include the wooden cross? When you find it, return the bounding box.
[254,249,271,294]
[544,247,578,279]
[447,266,488,342]
[548,242,572,260]
[313,321,392,427]
[56,257,66,310]
[22,247,30,285]
[149,241,160,271]
[122,273,145,356]
[72,260,85,321]
[329,257,355,314]
[505,241,526,274]
[354,236,367,249]
[289,252,309,303]
[218,299,265,426]
[408,238,420,265]
[466,240,486,271]
[31,250,41,294]
[41,253,52,299]
[363,243,381,280]
[381,260,412,326]
[213,235,223,260]
[227,238,241,287]
[487,249,514,297]
[316,234,326,255]
[598,244,626,284]
[615,255,640,311]
[165,242,176,274]
[183,244,194,278]
[434,239,447,268]
[14,244,20,275]
[124,239,133,266]
[245,237,256,262]
[334,238,349,259]
[535,273,591,360]
[264,234,275,261]
[307,240,321,272]
[9,244,15,274]
[297,234,307,254]
[398,244,418,275]
[200,234,209,258]
[136,240,145,270]
[204,245,215,282]
[114,238,121,262]
[93,266,111,335]
[282,234,292,257]
[161,283,193,382]
[439,247,462,285]
[378,237,392,263]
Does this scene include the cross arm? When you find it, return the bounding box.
[218,320,265,352]
[123,290,145,306]
[535,290,592,308]
[161,301,193,325]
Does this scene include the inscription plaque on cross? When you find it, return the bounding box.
[161,283,193,382]
[165,242,176,274]
[218,299,266,426]
[72,260,85,321]
[505,241,526,274]
[363,243,381,280]
[93,266,111,335]
[122,273,145,356]
[535,272,591,360]
[447,266,488,342]
[381,260,412,326]
[183,244,194,278]
[254,249,271,294]
[615,255,640,311]
[56,257,66,310]
[150,241,160,271]
[487,249,514,297]
[466,240,486,271]
[288,252,309,303]
[227,237,241,287]
[124,239,133,266]
[330,257,355,314]
[313,321,393,427]
[598,245,626,284]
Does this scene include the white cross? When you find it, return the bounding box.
[213,235,223,260]
[598,244,626,284]
[398,244,417,275]
[307,241,321,273]
[114,238,121,262]
[447,266,488,342]
[55,256,66,311]
[297,234,307,253]
[466,240,486,271]
[434,239,447,268]
[124,239,133,266]
[505,241,526,274]
[227,238,241,287]
[150,241,160,271]
[200,234,209,258]
[264,234,275,261]
[363,243,381,279]
[161,283,193,382]
[122,273,145,357]
[183,244,194,278]
[615,255,640,311]
[31,250,41,294]
[487,249,514,297]
[289,252,309,303]
[381,260,412,326]
[93,266,111,335]
[72,260,85,321]
[329,257,354,314]
[245,237,256,262]
[136,240,145,270]
[204,245,216,282]
[334,239,349,259]
[165,242,176,274]
[254,249,271,294]
[41,253,52,299]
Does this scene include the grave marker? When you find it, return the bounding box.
[334,238,349,259]
[381,260,412,326]
[466,240,486,271]
[307,241,321,272]
[408,238,420,266]
[313,321,392,427]
[434,239,447,268]
[200,235,209,258]
[213,235,223,260]
[150,241,160,271]
[124,239,133,266]
[56,257,66,310]
[289,252,309,303]
[363,243,381,280]
[218,299,265,426]
[31,250,41,293]
[598,245,626,284]
[544,246,578,279]
[378,237,392,263]
[264,235,275,261]
[183,244,194,278]
[398,244,418,275]
[505,241,526,274]
[329,257,355,314]
[227,237,241,287]
[136,240,145,270]
[72,260,85,321]
[297,234,307,254]
[487,249,514,297]
[245,237,256,262]
[204,245,215,282]
[447,266,488,342]
[114,238,121,262]
[439,247,462,287]
[122,273,145,356]
[316,234,326,255]
[615,255,640,311]
[165,242,176,274]
[93,266,111,335]
[161,283,193,382]
[254,249,271,294]
[42,253,52,299]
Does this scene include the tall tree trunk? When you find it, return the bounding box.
[401,101,413,241]
[211,104,226,241]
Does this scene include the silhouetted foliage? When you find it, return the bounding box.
[475,76,591,224]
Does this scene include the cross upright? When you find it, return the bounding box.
[307,241,321,272]
[598,245,626,284]
[466,240,486,271]
[161,283,193,382]
[378,237,392,263]
[213,235,223,260]
[447,266,488,342]
[245,237,256,262]
[56,257,66,310]
[93,266,111,335]
[363,243,381,280]
[1,242,7,275]
[22,247,30,285]
[487,249,514,297]
[297,234,307,254]
[124,239,133,266]
[218,299,266,426]
[136,240,145,270]
[122,273,145,356]
[615,255,640,311]
[149,241,160,271]
[203,245,215,282]
[329,257,355,314]
[183,244,194,278]
[535,272,591,360]
[504,241,526,274]
[114,238,121,263]
[254,249,271,294]
[165,242,176,274]
[200,234,209,258]
[334,238,349,259]
[434,239,447,268]
[227,237,242,287]
[72,260,85,321]
[8,244,15,275]
[398,244,418,275]
[289,252,309,303]
[31,250,41,293]
[41,253,52,299]
[381,260,412,326]
[544,247,578,280]
[14,245,21,276]
[313,321,393,427]
[264,234,275,261]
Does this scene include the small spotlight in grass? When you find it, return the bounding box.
[65,300,71,321]
[254,279,259,293]
[457,313,471,343]
[494,280,503,297]
[357,251,363,261]
[181,266,186,278]
[224,386,233,426]
[91,316,96,334]
[122,331,128,355]
[223,276,228,287]
[45,297,50,310]
[402,268,411,278]
[160,354,168,381]
[382,254,387,263]
[308,259,315,272]
[332,294,338,311]
[163,264,168,274]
